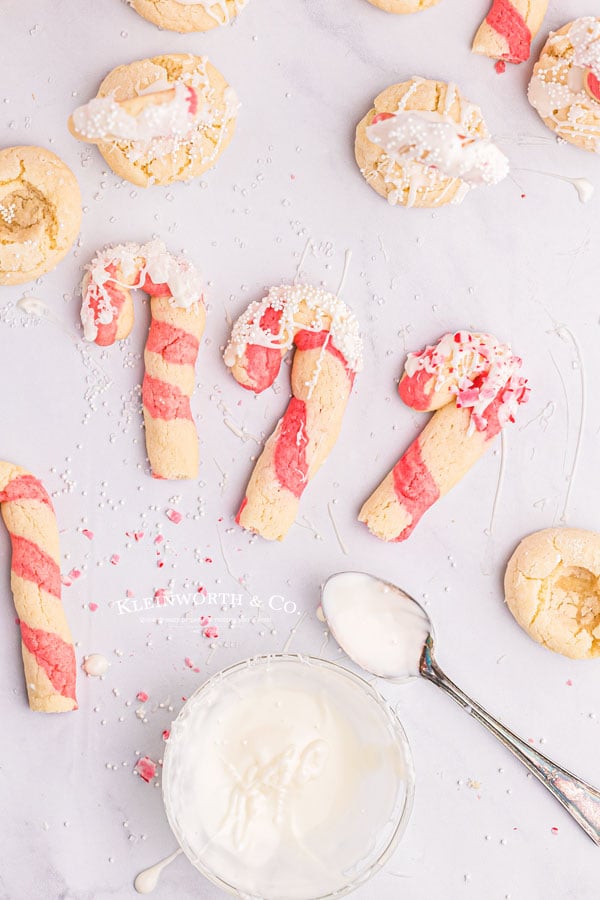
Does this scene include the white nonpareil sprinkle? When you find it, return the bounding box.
[223,284,363,373]
[81,240,204,343]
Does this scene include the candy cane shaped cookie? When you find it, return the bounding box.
[81,240,206,480]
[472,0,549,65]
[0,462,77,712]
[359,332,529,542]
[224,285,363,542]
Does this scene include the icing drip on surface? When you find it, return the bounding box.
[528,18,600,152]
[223,284,363,374]
[81,240,204,343]
[134,850,182,894]
[403,331,529,434]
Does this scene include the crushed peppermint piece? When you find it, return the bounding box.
[134,756,158,783]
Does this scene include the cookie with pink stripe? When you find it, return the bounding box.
[359,331,529,542]
[472,0,549,65]
[0,461,77,712]
[224,284,363,541]
[81,240,206,480]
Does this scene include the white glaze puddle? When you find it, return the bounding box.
[134,849,182,894]
[82,654,109,677]
[321,572,430,679]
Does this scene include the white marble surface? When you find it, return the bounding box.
[1,1,600,898]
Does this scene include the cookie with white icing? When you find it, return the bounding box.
[128,0,249,33]
[365,0,441,13]
[69,54,239,187]
[355,78,509,209]
[505,529,600,659]
[0,146,81,286]
[528,17,600,153]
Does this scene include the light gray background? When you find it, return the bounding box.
[1,1,599,898]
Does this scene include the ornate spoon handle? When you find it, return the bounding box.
[420,641,600,845]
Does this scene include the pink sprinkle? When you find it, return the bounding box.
[199,615,211,626]
[157,560,165,569]
[82,529,94,540]
[184,657,197,670]
[136,691,149,703]
[154,534,164,545]
[290,174,296,180]
[154,589,166,606]
[126,589,135,598]
[61,576,73,587]
[69,568,82,580]
[197,586,207,596]
[203,626,219,640]
[110,554,120,566]
[162,730,170,742]
[166,509,182,524]
[495,59,507,74]
[134,756,157,783]
[204,557,213,564]
[566,679,573,687]
[88,602,98,612]
[551,826,559,835]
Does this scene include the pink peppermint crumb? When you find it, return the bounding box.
[157,560,165,569]
[184,657,199,672]
[61,576,73,588]
[551,826,559,835]
[162,730,170,742]
[204,557,213,564]
[88,602,98,612]
[154,589,166,606]
[166,508,183,524]
[126,589,135,598]
[495,59,506,74]
[203,626,219,640]
[154,534,164,545]
[69,568,82,580]
[199,615,211,627]
[197,586,207,596]
[134,756,157,783]
[82,529,94,540]
[110,554,120,566]
[136,691,149,703]
[566,679,573,687]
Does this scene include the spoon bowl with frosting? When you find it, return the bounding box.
[322,571,600,846]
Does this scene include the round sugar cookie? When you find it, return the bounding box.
[88,54,238,187]
[129,0,249,33]
[0,146,81,286]
[366,0,441,12]
[528,17,600,153]
[355,78,492,209]
[505,528,600,660]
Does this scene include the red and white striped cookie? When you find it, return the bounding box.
[472,0,549,65]
[359,332,529,542]
[224,284,363,541]
[0,462,77,712]
[81,240,206,480]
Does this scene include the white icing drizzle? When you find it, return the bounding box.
[367,111,509,190]
[72,83,194,144]
[404,331,530,433]
[173,0,249,25]
[366,78,503,207]
[81,240,204,343]
[74,58,239,169]
[223,284,364,373]
[528,17,600,152]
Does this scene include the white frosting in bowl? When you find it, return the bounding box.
[163,655,413,899]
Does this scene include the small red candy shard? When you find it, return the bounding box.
[495,60,506,74]
[584,69,600,103]
[135,756,157,783]
[137,691,149,702]
[371,112,394,125]
[82,529,94,540]
[110,554,120,566]
[88,602,98,612]
[203,626,219,639]
[166,508,182,524]
[162,730,170,742]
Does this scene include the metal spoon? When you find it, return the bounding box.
[321,571,600,845]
